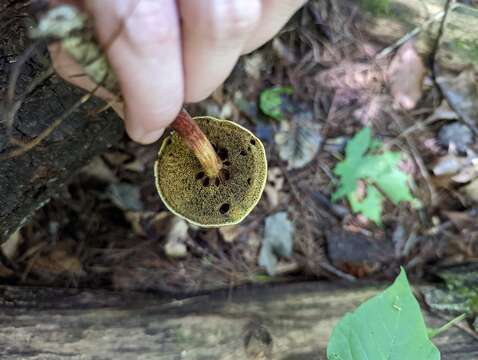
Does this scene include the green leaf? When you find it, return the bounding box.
[332,127,417,223]
[344,127,372,162]
[327,268,440,360]
[259,87,294,121]
[348,185,383,224]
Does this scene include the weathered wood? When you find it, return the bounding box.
[0,1,124,243]
[0,283,476,359]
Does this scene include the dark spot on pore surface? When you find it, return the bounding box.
[203,177,210,187]
[219,203,230,214]
[218,148,228,160]
[196,171,205,180]
[220,169,230,181]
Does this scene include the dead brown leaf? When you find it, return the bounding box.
[264,167,285,208]
[164,218,189,259]
[432,155,469,176]
[219,225,242,243]
[1,230,23,261]
[30,248,83,277]
[462,178,478,202]
[388,41,427,110]
[80,156,117,183]
[0,264,14,278]
[444,211,477,229]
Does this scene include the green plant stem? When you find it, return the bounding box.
[428,313,467,338]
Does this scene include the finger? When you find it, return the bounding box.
[242,0,307,54]
[85,0,184,144]
[179,0,262,102]
[49,0,82,7]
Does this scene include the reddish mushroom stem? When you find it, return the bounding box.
[171,109,222,178]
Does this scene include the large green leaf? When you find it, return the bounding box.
[327,268,440,360]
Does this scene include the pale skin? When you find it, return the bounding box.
[49,0,307,144]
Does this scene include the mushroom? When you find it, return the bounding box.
[33,5,268,227]
[155,113,267,227]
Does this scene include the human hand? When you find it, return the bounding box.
[48,0,306,144]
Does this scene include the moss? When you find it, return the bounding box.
[359,0,391,15]
[448,39,478,64]
[155,117,267,227]
[469,293,478,314]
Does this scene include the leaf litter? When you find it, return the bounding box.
[6,1,478,309]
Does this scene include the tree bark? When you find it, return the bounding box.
[0,283,476,359]
[0,1,124,243]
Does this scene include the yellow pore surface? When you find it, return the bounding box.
[155,117,267,227]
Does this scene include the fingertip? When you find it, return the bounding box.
[126,126,165,145]
[122,91,182,144]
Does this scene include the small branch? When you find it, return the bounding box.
[0,87,97,161]
[375,5,455,59]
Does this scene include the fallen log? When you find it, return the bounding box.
[0,282,476,359]
[0,1,124,243]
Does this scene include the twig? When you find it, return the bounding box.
[320,261,357,282]
[375,7,451,59]
[384,112,443,149]
[5,67,55,133]
[0,86,99,161]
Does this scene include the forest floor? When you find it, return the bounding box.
[2,1,478,301]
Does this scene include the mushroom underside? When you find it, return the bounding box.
[155,117,267,227]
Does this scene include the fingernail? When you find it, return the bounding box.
[132,128,164,144]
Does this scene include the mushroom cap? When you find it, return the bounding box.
[154,117,267,227]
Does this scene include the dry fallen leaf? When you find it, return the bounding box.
[264,167,285,208]
[274,113,322,170]
[462,178,478,202]
[444,211,477,229]
[388,41,427,110]
[164,218,189,259]
[219,225,242,243]
[244,53,265,80]
[31,248,83,277]
[431,100,459,121]
[0,263,14,278]
[432,155,469,176]
[259,212,295,275]
[1,230,23,261]
[80,156,117,183]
